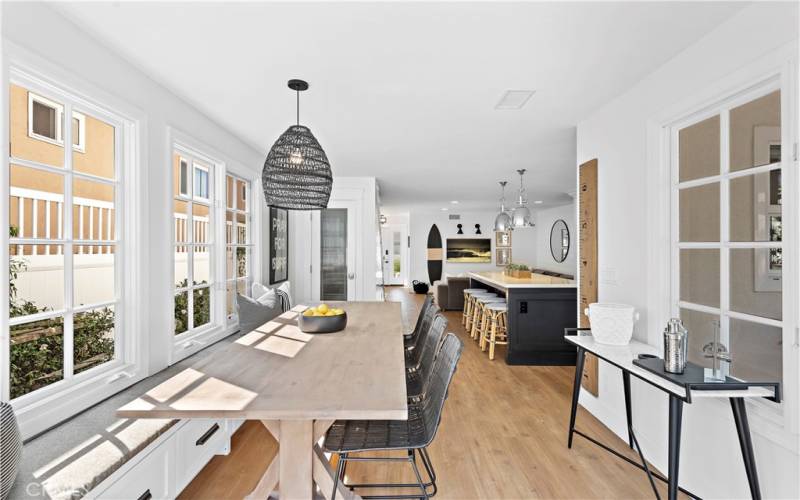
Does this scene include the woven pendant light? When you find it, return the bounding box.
[262,79,332,210]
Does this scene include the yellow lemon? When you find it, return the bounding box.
[333,309,344,315]
[317,304,329,314]
[302,309,314,317]
[326,311,336,316]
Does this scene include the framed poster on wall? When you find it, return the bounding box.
[269,206,289,284]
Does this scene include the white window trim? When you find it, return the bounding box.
[646,43,798,451]
[27,91,86,153]
[3,44,147,439]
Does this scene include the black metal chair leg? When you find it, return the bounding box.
[731,398,762,500]
[623,370,634,449]
[420,447,437,485]
[332,453,347,500]
[409,450,430,500]
[568,346,586,448]
[667,395,683,500]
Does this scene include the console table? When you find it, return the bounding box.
[565,332,781,500]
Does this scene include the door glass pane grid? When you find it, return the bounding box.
[674,89,784,390]
[7,81,122,400]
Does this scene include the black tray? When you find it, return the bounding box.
[633,357,752,390]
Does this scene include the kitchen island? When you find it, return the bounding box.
[469,271,577,365]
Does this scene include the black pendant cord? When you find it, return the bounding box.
[296,89,300,126]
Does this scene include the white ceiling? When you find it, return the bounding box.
[56,1,745,213]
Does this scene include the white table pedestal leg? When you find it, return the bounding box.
[279,420,314,500]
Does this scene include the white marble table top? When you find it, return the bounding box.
[565,335,775,401]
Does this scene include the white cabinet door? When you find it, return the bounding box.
[96,440,172,500]
[174,419,227,493]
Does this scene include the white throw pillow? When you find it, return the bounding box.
[256,288,277,308]
[278,281,291,297]
[252,282,270,299]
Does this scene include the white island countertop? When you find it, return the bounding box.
[469,271,577,290]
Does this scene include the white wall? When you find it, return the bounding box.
[532,202,577,276]
[408,209,538,284]
[2,2,265,435]
[576,3,799,498]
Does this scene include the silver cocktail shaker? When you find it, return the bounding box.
[663,318,688,374]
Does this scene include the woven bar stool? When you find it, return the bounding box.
[481,303,508,360]
[464,292,496,332]
[470,295,505,341]
[461,289,488,326]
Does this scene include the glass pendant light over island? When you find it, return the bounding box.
[262,79,333,210]
[511,169,534,228]
[493,180,512,232]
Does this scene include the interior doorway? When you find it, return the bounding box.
[380,224,408,286]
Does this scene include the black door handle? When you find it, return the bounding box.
[136,489,152,500]
[195,423,220,446]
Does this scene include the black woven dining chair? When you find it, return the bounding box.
[405,297,437,350]
[404,312,445,366]
[324,333,464,500]
[406,315,447,401]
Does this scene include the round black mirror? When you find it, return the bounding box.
[549,219,570,263]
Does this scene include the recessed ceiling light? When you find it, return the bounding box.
[441,207,449,211]
[450,200,459,204]
[533,200,543,204]
[495,90,536,110]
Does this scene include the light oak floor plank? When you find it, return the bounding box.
[179,287,683,499]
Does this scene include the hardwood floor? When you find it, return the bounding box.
[180,288,673,499]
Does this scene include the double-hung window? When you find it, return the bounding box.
[4,68,138,432]
[173,149,215,337]
[670,71,796,430]
[225,174,252,322]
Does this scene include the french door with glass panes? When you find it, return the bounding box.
[671,80,791,413]
[6,77,125,403]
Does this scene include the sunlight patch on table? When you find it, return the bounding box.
[255,335,307,358]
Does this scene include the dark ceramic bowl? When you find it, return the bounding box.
[298,312,348,334]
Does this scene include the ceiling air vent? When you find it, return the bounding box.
[448,214,461,220]
[495,90,536,110]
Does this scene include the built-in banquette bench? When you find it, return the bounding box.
[9,337,243,500]
[10,293,283,500]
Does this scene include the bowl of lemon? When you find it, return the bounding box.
[298,303,347,333]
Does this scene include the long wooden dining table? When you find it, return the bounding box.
[117,302,408,500]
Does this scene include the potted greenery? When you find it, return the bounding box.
[504,263,532,279]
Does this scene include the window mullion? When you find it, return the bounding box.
[63,101,74,380]
[720,109,731,350]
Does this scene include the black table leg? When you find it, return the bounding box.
[568,346,586,448]
[623,371,634,449]
[667,395,683,500]
[730,398,761,500]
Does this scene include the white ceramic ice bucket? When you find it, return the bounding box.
[584,303,639,345]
